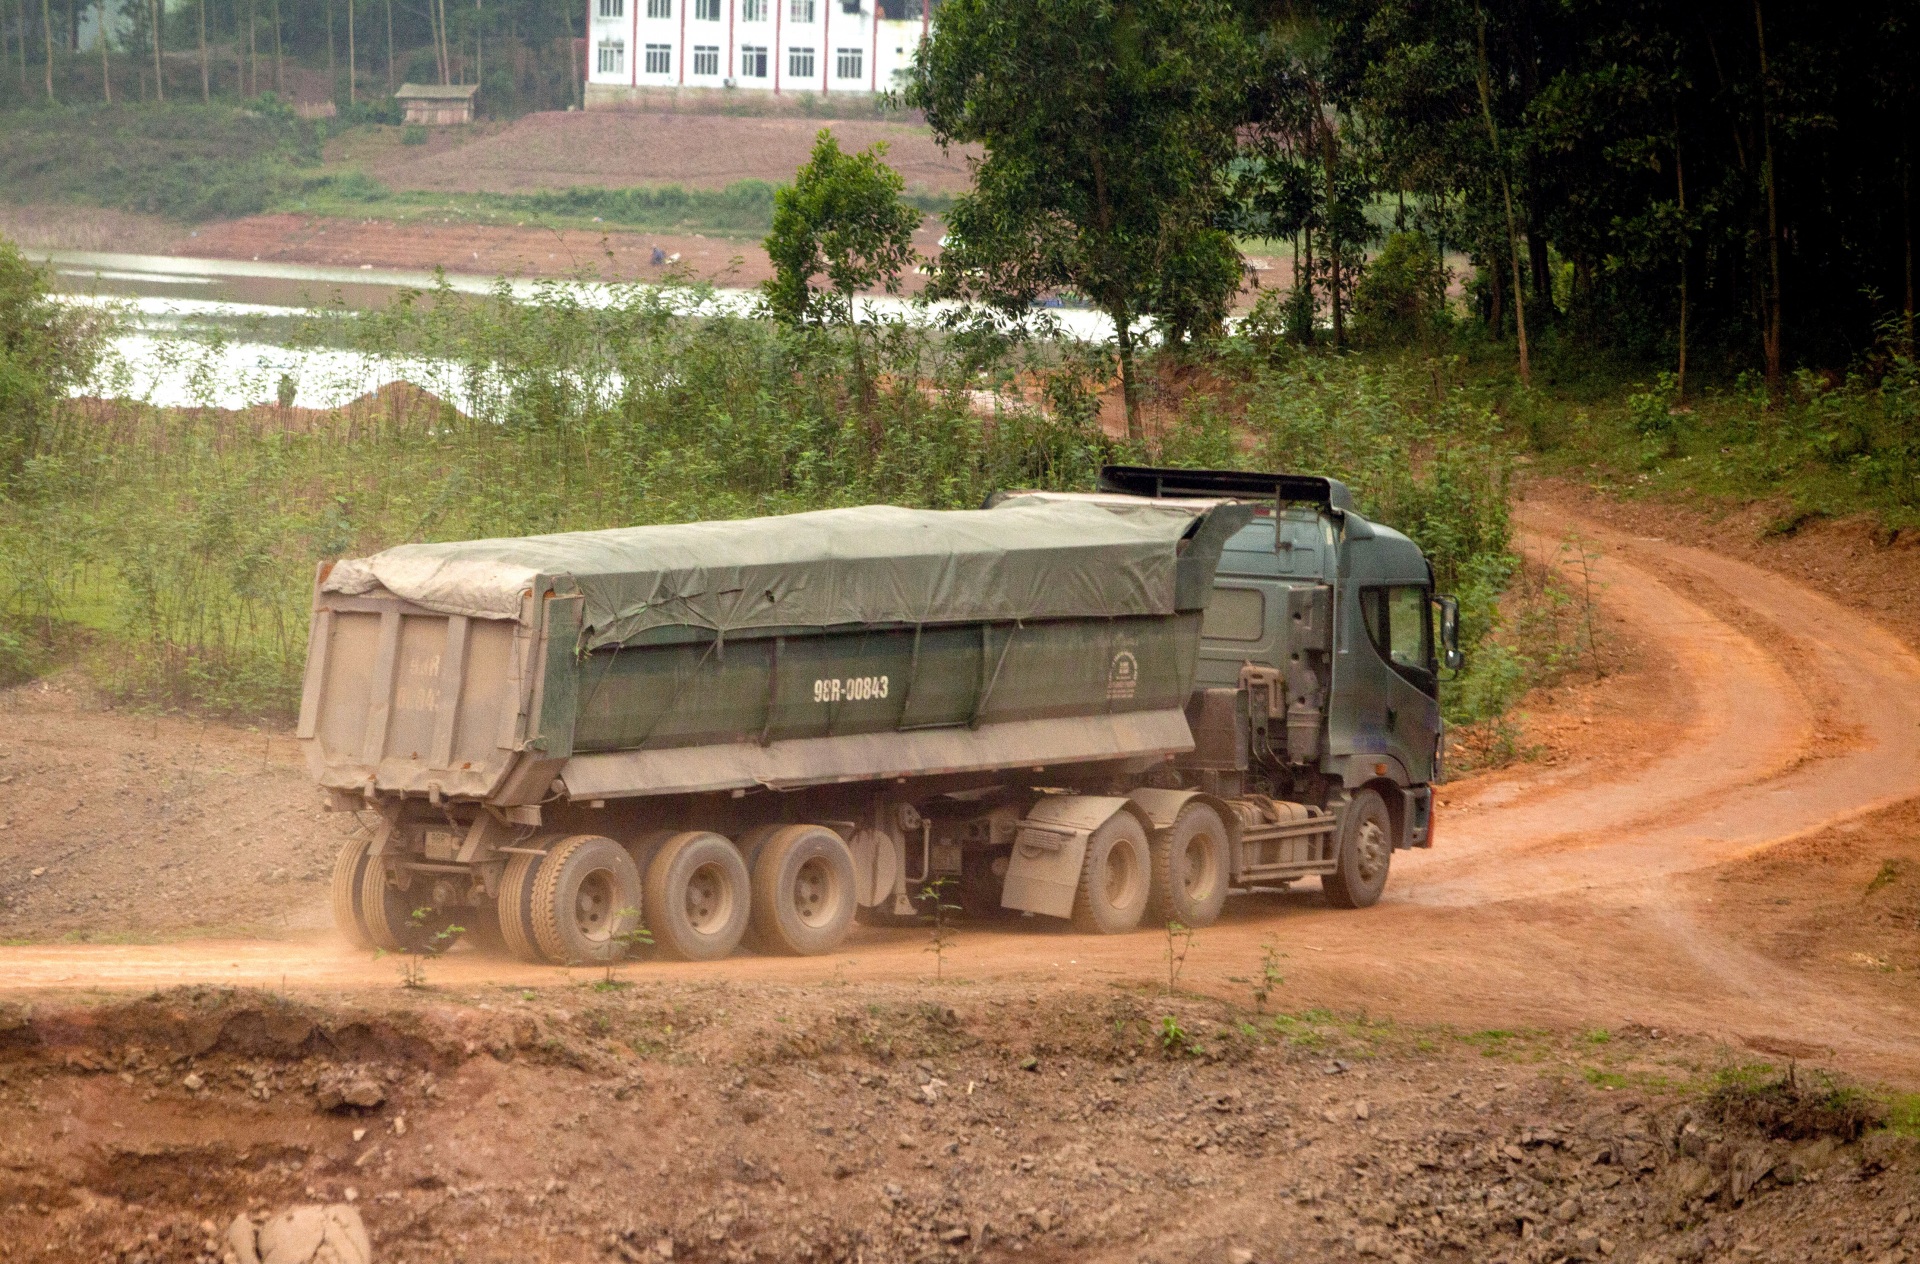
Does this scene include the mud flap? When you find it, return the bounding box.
[1000,796,1132,919]
[1402,785,1433,848]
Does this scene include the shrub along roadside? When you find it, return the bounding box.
[2,261,1523,767]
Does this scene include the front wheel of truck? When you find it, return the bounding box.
[1148,802,1229,928]
[1322,789,1392,909]
[749,825,858,956]
[1071,813,1151,935]
[645,831,751,962]
[530,835,645,965]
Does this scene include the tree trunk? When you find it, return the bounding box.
[99,0,110,102]
[1323,112,1343,348]
[246,0,255,95]
[326,0,334,99]
[198,0,208,100]
[1904,141,1914,358]
[1754,0,1782,402]
[1676,129,1689,402]
[41,0,52,100]
[383,0,391,91]
[1475,4,1530,385]
[562,0,577,106]
[472,0,479,92]
[1527,224,1552,320]
[268,0,280,93]
[1114,317,1143,444]
[346,0,354,104]
[1301,222,1315,345]
[150,0,161,99]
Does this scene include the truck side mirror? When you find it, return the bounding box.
[1438,595,1464,672]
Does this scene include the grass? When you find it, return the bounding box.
[0,98,324,222]
[285,176,956,239]
[1,274,1525,722]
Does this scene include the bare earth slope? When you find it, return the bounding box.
[2,494,1917,1088]
[358,110,977,196]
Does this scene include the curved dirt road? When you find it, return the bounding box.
[5,499,1918,1078]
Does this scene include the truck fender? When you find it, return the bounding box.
[1000,796,1146,920]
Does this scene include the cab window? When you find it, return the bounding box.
[1203,587,1265,641]
[1359,586,1435,695]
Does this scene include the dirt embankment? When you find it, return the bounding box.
[352,111,977,198]
[1,984,1914,1264]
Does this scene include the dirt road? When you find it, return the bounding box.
[3,496,1917,1080]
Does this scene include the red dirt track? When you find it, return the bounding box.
[4,492,1916,1084]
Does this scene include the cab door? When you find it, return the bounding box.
[1352,584,1441,784]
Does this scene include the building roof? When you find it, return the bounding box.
[394,82,480,100]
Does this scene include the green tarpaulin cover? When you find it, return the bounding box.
[322,500,1202,650]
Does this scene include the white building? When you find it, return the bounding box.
[585,0,934,106]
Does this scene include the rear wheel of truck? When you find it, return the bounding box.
[1323,789,1392,909]
[360,857,461,954]
[1149,802,1230,928]
[497,848,551,963]
[749,825,858,956]
[331,834,376,949]
[1071,813,1151,934]
[645,831,751,961]
[530,835,645,965]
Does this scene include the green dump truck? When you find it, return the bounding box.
[304,465,1461,963]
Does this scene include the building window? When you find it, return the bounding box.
[597,40,625,74]
[743,0,767,18]
[695,0,720,17]
[597,0,623,17]
[645,43,672,74]
[740,44,768,76]
[693,44,720,75]
[841,0,859,11]
[788,46,814,78]
[646,0,670,17]
[790,0,814,23]
[835,47,862,79]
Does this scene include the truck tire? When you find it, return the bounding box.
[1070,812,1151,935]
[644,831,751,962]
[360,855,458,954]
[1149,802,1230,928]
[529,835,644,965]
[497,849,550,963]
[1323,789,1393,909]
[331,834,375,949]
[748,825,858,956]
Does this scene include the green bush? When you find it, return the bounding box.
[1350,232,1450,349]
[400,123,429,146]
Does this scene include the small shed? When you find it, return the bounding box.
[395,83,479,126]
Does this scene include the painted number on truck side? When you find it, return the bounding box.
[813,676,890,703]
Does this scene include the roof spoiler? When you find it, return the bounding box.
[1097,465,1356,514]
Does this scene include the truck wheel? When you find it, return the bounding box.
[748,825,857,956]
[644,831,751,962]
[1323,789,1393,909]
[1149,802,1230,928]
[360,856,459,954]
[497,848,551,963]
[1070,813,1151,934]
[331,834,375,949]
[530,835,644,965]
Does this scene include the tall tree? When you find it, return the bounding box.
[40,0,52,99]
[97,0,110,101]
[148,0,160,99]
[198,0,209,99]
[907,0,1249,441]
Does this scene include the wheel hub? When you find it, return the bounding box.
[574,870,613,942]
[792,856,833,927]
[1355,819,1388,883]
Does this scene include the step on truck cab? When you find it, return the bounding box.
[301,465,1461,964]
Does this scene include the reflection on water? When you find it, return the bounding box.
[34,248,1122,410]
